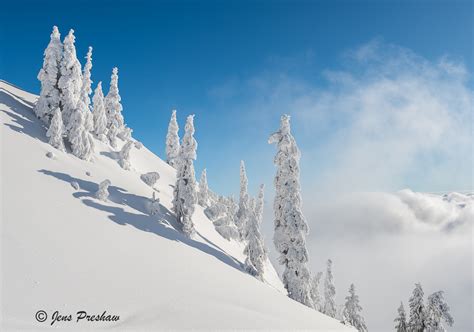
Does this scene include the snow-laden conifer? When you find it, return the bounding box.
[146,191,161,216]
[198,168,209,207]
[268,114,312,307]
[310,271,323,311]
[46,108,65,151]
[67,99,95,160]
[92,82,107,141]
[323,259,337,317]
[342,284,367,332]
[166,109,180,168]
[58,29,82,128]
[172,115,198,237]
[408,283,426,332]
[104,67,125,147]
[80,47,94,132]
[244,184,267,279]
[235,160,250,240]
[118,140,142,170]
[425,291,454,331]
[35,26,63,123]
[212,196,239,240]
[95,179,111,201]
[394,302,408,332]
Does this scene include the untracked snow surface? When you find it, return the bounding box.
[0,80,352,330]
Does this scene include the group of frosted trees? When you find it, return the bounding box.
[166,111,268,279]
[36,26,131,160]
[394,283,453,332]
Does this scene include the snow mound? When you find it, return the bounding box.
[0,80,351,330]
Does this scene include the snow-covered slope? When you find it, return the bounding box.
[0,80,351,330]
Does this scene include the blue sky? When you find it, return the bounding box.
[1,0,472,195]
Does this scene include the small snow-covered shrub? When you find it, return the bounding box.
[146,192,160,216]
[70,181,80,190]
[140,172,160,187]
[95,179,111,201]
[46,151,55,159]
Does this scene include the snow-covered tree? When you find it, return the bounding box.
[146,191,161,216]
[212,196,239,240]
[425,291,454,332]
[95,179,111,201]
[104,67,125,147]
[118,140,142,170]
[66,101,95,160]
[58,29,82,128]
[198,168,209,207]
[342,284,367,332]
[46,108,65,151]
[408,283,426,332]
[35,26,63,123]
[235,160,250,240]
[310,271,323,311]
[323,259,337,317]
[244,184,267,279]
[172,115,198,237]
[166,109,180,168]
[268,114,313,307]
[92,82,107,141]
[394,302,408,332]
[80,46,94,132]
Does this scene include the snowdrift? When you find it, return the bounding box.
[0,80,352,330]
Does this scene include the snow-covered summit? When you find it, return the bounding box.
[0,80,352,330]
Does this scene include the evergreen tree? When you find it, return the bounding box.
[46,108,65,151]
[310,271,323,311]
[92,82,107,141]
[425,291,454,331]
[172,115,198,237]
[58,29,82,129]
[243,184,267,279]
[342,284,368,332]
[212,196,239,240]
[198,168,209,207]
[323,259,337,317]
[104,67,125,147]
[80,46,94,132]
[147,191,161,216]
[268,114,313,308]
[118,140,142,170]
[408,283,426,332]
[35,26,63,123]
[67,97,94,161]
[235,160,250,240]
[166,109,180,168]
[95,179,111,201]
[394,302,408,332]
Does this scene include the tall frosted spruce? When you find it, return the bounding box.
[92,82,107,141]
[235,160,250,240]
[342,284,368,332]
[58,29,82,129]
[408,283,426,332]
[172,115,198,237]
[198,168,210,207]
[323,259,337,317]
[35,26,63,123]
[310,271,323,311]
[425,291,453,331]
[104,67,125,147]
[244,184,267,279]
[81,47,94,132]
[268,114,313,307]
[394,302,408,332]
[166,109,180,168]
